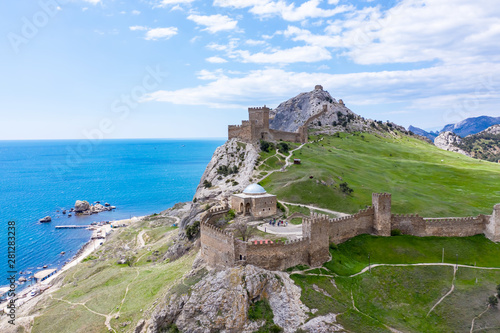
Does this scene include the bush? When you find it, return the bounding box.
[185,221,200,240]
[227,209,236,219]
[203,180,212,188]
[329,242,338,250]
[277,142,290,154]
[391,229,402,236]
[488,295,498,307]
[260,140,275,153]
[277,202,286,212]
[339,182,353,195]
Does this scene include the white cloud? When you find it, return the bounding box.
[131,10,141,15]
[130,26,178,40]
[187,14,238,33]
[83,0,101,4]
[159,0,195,5]
[214,0,354,22]
[129,26,148,31]
[144,27,178,40]
[206,56,228,63]
[237,45,331,63]
[245,39,267,46]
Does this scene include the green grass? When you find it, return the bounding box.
[261,132,500,217]
[248,299,283,333]
[291,234,500,332]
[290,218,302,225]
[324,234,500,276]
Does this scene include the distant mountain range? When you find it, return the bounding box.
[409,115,500,140]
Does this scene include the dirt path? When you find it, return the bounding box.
[470,306,490,332]
[279,200,349,217]
[137,230,146,247]
[427,265,457,317]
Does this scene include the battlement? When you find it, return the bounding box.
[373,192,392,198]
[248,106,270,111]
[392,214,421,218]
[247,237,309,247]
[201,221,234,238]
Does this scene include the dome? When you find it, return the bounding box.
[243,183,267,195]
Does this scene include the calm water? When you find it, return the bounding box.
[0,139,224,289]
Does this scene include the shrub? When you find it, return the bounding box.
[391,229,402,236]
[227,209,236,219]
[488,295,498,307]
[339,182,353,195]
[260,140,275,153]
[185,221,200,240]
[203,180,212,188]
[329,242,338,250]
[276,202,286,212]
[277,142,290,154]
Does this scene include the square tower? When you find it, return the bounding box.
[486,204,500,242]
[248,106,270,131]
[372,193,392,236]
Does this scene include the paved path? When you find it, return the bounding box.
[256,222,303,237]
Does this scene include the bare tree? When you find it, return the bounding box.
[234,220,255,241]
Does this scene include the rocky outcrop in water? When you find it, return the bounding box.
[145,264,310,333]
[74,200,90,212]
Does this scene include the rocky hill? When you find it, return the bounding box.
[433,131,471,157]
[441,115,500,137]
[456,124,500,162]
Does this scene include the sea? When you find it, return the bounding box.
[0,138,224,291]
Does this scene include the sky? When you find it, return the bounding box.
[1,0,500,140]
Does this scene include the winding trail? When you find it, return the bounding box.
[470,306,490,332]
[427,265,457,317]
[137,230,146,247]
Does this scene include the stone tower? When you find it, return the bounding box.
[303,214,330,267]
[248,106,269,131]
[485,204,500,242]
[372,193,392,236]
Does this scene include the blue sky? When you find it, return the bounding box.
[1,0,500,140]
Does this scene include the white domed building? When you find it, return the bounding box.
[231,183,277,218]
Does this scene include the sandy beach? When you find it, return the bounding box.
[0,216,145,315]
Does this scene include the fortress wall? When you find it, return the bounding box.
[391,215,426,235]
[422,216,487,237]
[228,123,252,142]
[202,207,230,225]
[392,214,487,237]
[268,129,303,143]
[200,222,236,267]
[245,238,310,271]
[327,208,374,244]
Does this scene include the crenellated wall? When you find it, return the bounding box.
[228,106,307,143]
[200,194,500,271]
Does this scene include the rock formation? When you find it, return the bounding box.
[433,131,471,156]
[145,264,312,333]
[74,200,90,212]
[39,216,51,223]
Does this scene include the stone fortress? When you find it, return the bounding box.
[201,189,500,271]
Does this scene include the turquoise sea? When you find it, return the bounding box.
[0,139,224,290]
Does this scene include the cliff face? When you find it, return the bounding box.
[146,265,316,333]
[269,86,353,132]
[434,131,471,157]
[193,139,259,202]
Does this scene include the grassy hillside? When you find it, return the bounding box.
[291,234,500,333]
[260,132,500,217]
[28,216,194,333]
[458,130,500,162]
